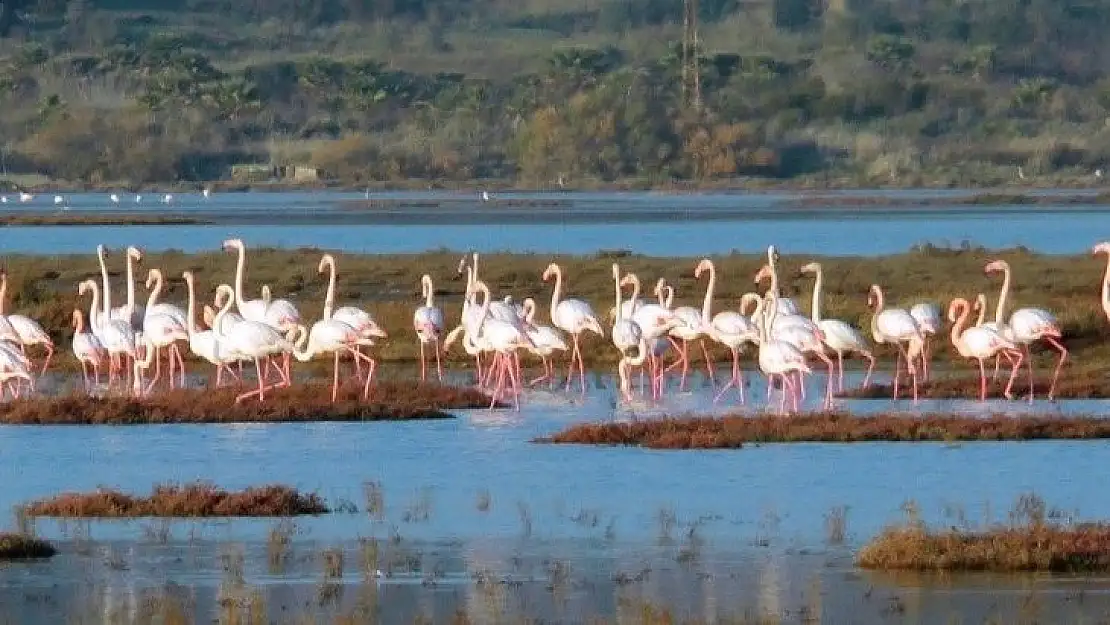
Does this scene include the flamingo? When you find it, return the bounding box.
[610,264,644,393]
[542,262,604,394]
[140,269,189,392]
[623,271,679,400]
[162,194,173,204]
[948,297,1023,401]
[463,253,520,323]
[18,192,31,203]
[144,269,187,328]
[909,302,942,381]
[659,274,715,392]
[617,335,651,403]
[800,262,875,392]
[695,259,759,403]
[223,238,301,378]
[53,195,64,207]
[97,245,144,330]
[413,274,445,382]
[318,255,387,379]
[182,271,240,388]
[210,284,294,403]
[131,331,157,398]
[471,279,532,410]
[0,270,54,375]
[985,259,1067,401]
[71,309,106,391]
[110,194,120,204]
[78,279,136,388]
[758,291,811,414]
[520,297,568,388]
[868,284,923,403]
[289,316,375,403]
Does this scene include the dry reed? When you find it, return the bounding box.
[25,482,329,517]
[0,532,56,559]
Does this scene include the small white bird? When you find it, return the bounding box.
[202,188,210,199]
[1,196,8,204]
[18,192,32,202]
[162,194,173,204]
[481,191,491,202]
[134,194,142,203]
[110,194,120,204]
[53,195,63,205]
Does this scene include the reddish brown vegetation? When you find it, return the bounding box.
[839,371,1110,400]
[0,533,56,559]
[536,413,1110,448]
[0,381,494,425]
[25,482,329,517]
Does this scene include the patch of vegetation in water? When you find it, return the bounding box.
[0,533,56,559]
[534,413,1110,449]
[24,482,329,518]
[859,494,1110,572]
[0,382,492,425]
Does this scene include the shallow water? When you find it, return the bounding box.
[4,190,1110,255]
[4,367,1110,621]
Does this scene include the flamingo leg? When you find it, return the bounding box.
[38,345,52,377]
[836,351,845,393]
[977,357,987,401]
[419,341,427,382]
[565,335,580,392]
[991,353,1001,381]
[332,350,340,402]
[80,360,90,391]
[507,353,521,411]
[713,347,741,404]
[434,338,443,381]
[1003,349,1023,400]
[892,345,904,401]
[490,353,505,410]
[1043,336,1068,401]
[701,339,716,388]
[920,338,929,382]
[818,351,834,409]
[144,346,163,395]
[235,357,268,403]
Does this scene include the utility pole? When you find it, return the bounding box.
[681,0,701,110]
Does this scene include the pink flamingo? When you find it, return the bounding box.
[542,262,604,394]
[985,259,1068,401]
[71,309,106,391]
[868,284,923,403]
[413,274,445,382]
[948,297,1023,401]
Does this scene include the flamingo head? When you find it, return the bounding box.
[694,258,712,279]
[456,255,468,276]
[767,245,780,263]
[318,254,335,274]
[799,262,820,275]
[753,264,772,285]
[78,279,94,296]
[867,284,881,309]
[618,274,636,288]
[127,246,143,262]
[983,259,1007,275]
[144,268,158,290]
[182,270,194,285]
[541,263,558,281]
[947,298,968,323]
[221,239,242,252]
[653,278,666,298]
[1094,242,1110,257]
[71,309,81,328]
[611,263,620,281]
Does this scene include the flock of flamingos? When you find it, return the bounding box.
[1,239,1108,413]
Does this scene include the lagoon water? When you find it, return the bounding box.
[2,189,1109,256]
[4,191,1110,622]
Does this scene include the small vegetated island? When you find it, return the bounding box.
[21,482,330,518]
[0,0,1101,189]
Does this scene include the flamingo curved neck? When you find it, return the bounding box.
[213,288,233,338]
[869,287,884,339]
[975,294,987,326]
[291,327,314,361]
[423,276,434,309]
[125,253,136,311]
[183,276,199,336]
[146,272,162,311]
[612,267,624,323]
[767,249,781,298]
[810,267,824,323]
[950,299,970,350]
[97,247,112,317]
[232,243,248,311]
[322,257,336,320]
[700,261,715,322]
[627,275,641,313]
[1102,253,1110,319]
[0,274,7,316]
[548,265,563,320]
[993,263,1011,324]
[87,283,101,330]
[664,286,674,308]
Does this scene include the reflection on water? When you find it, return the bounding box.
[1,190,1109,255]
[5,368,1110,621]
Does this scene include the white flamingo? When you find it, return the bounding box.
[948,297,1023,401]
[761,245,801,316]
[109,194,120,204]
[696,259,759,403]
[97,245,144,330]
[520,297,568,388]
[472,279,532,410]
[659,274,715,392]
[71,309,106,391]
[909,302,942,381]
[0,270,54,375]
[182,271,239,388]
[413,274,445,382]
[78,278,136,388]
[868,284,922,403]
[223,238,301,378]
[800,262,875,392]
[610,264,643,399]
[623,271,679,400]
[211,284,294,404]
[18,192,31,203]
[758,291,811,414]
[542,262,604,394]
[985,259,1067,401]
[140,269,189,392]
[318,254,387,382]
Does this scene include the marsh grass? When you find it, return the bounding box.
[12,246,1110,376]
[536,413,1110,449]
[0,381,489,424]
[0,532,55,559]
[840,368,1110,400]
[24,482,329,518]
[0,214,207,226]
[859,494,1110,572]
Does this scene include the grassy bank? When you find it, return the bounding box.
[24,482,328,518]
[7,246,1110,381]
[0,214,207,226]
[535,413,1110,448]
[859,496,1110,572]
[0,382,491,424]
[0,533,56,559]
[840,369,1110,400]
